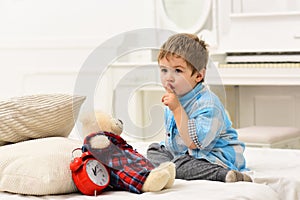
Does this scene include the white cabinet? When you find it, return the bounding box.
[217,0,300,52]
[238,86,300,129]
[110,62,165,142]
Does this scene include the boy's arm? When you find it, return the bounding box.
[162,86,196,149]
[172,106,197,149]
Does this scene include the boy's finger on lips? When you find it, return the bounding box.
[164,84,174,93]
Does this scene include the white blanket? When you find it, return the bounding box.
[245,147,300,200]
[1,143,300,200]
[0,180,279,200]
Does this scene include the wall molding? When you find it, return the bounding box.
[0,36,105,49]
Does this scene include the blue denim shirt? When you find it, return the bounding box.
[161,83,247,171]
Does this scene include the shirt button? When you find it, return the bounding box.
[167,133,170,137]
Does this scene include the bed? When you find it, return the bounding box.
[0,94,299,200]
[1,140,300,200]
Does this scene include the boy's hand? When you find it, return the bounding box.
[162,84,181,111]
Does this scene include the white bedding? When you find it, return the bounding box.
[1,142,300,200]
[245,147,300,200]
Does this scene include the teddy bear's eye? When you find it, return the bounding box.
[118,119,123,125]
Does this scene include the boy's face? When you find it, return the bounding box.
[159,55,203,97]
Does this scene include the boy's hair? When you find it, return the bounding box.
[157,33,209,76]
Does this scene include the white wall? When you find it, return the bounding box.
[0,0,156,100]
[1,0,300,139]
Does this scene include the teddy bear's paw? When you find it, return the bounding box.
[90,135,110,149]
[157,162,176,189]
[142,168,170,192]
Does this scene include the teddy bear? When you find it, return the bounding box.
[79,111,175,194]
[80,111,123,137]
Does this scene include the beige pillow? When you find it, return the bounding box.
[0,94,86,145]
[0,137,82,195]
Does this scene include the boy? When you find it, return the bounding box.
[147,33,252,182]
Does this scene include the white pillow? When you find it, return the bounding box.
[0,137,82,195]
[0,94,86,145]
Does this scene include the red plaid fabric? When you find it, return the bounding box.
[84,132,155,194]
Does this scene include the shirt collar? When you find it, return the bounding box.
[179,83,205,105]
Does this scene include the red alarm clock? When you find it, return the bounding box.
[70,149,110,196]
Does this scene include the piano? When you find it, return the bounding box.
[213,51,300,86]
[205,1,300,129]
[211,1,300,86]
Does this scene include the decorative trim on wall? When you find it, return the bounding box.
[0,37,104,49]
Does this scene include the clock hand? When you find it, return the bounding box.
[92,166,97,176]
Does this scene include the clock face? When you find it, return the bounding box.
[86,159,109,186]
